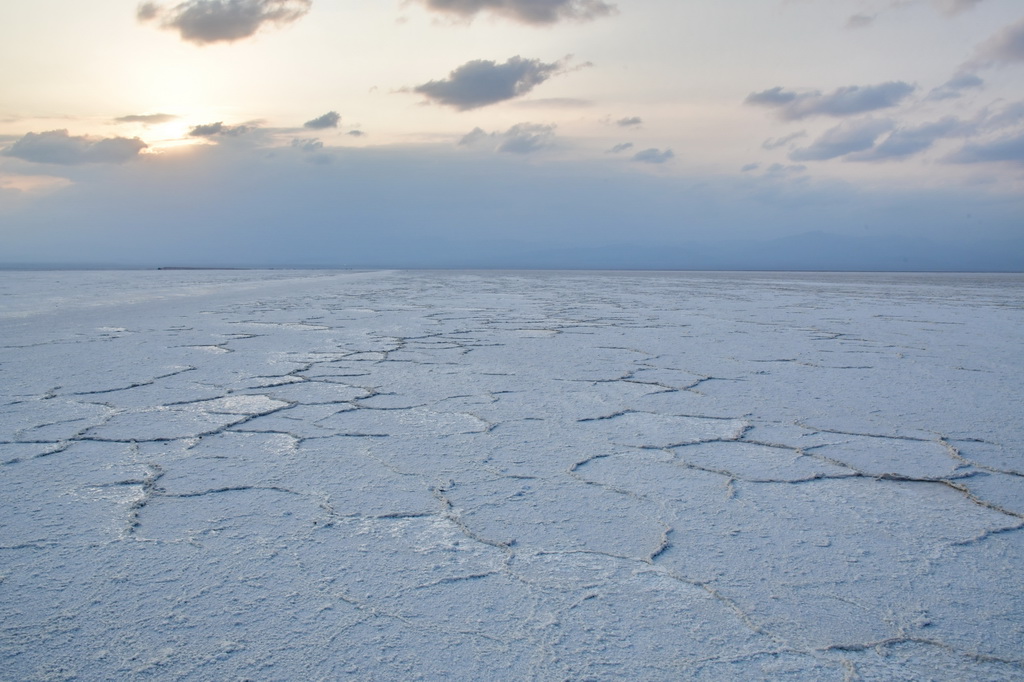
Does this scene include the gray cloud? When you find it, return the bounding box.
[498,123,556,153]
[413,56,565,110]
[291,137,323,152]
[459,123,556,154]
[511,97,594,108]
[846,13,875,29]
[764,163,807,177]
[137,2,160,20]
[789,118,894,161]
[347,130,366,137]
[948,132,1024,165]
[608,142,633,153]
[412,0,614,25]
[927,72,984,100]
[137,0,311,45]
[189,122,252,137]
[933,0,984,14]
[741,162,760,172]
[616,116,642,127]
[979,100,1024,131]
[632,148,674,164]
[762,130,807,150]
[845,1,985,29]
[304,111,341,130]
[746,87,797,107]
[848,117,967,161]
[115,113,178,125]
[746,82,916,120]
[974,17,1024,66]
[2,130,147,165]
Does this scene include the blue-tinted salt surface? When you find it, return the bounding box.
[1,270,1022,680]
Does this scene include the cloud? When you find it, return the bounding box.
[607,142,633,153]
[291,137,323,152]
[746,86,798,107]
[846,13,875,29]
[5,136,1023,269]
[927,72,984,100]
[632,148,673,164]
[511,97,594,109]
[115,113,179,125]
[459,123,556,153]
[347,130,366,137]
[137,0,311,45]
[304,111,341,130]
[789,118,894,161]
[948,131,1024,165]
[413,56,566,110]
[978,100,1024,131]
[189,121,251,137]
[615,116,642,127]
[746,82,916,120]
[499,123,556,153]
[764,163,807,177]
[2,130,147,165]
[973,16,1024,66]
[846,1,985,29]
[762,131,807,150]
[411,0,614,25]
[933,0,985,14]
[741,162,760,172]
[847,117,966,161]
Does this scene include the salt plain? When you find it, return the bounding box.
[1,269,1022,680]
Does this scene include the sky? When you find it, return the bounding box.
[1,0,1023,270]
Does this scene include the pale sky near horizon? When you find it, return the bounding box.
[1,0,1022,268]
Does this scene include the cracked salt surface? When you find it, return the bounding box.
[1,270,1023,680]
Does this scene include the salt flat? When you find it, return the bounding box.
[1,269,1022,680]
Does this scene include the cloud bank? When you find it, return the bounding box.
[412,0,614,25]
[414,56,565,110]
[137,0,312,45]
[747,82,916,120]
[2,130,147,165]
